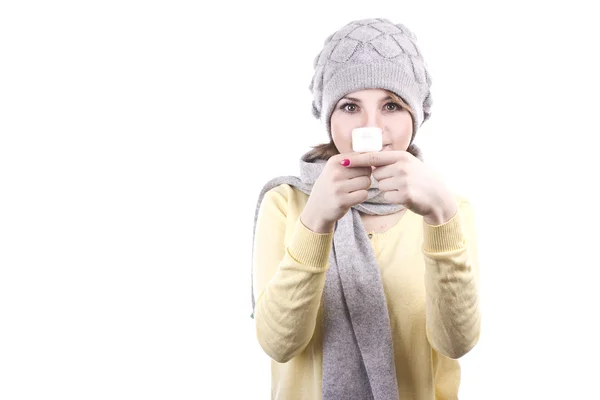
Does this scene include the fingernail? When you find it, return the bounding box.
[341,159,350,167]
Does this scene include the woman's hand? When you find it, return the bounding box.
[345,151,458,225]
[301,154,373,233]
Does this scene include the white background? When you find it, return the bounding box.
[1,1,599,399]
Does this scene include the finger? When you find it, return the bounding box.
[345,150,407,168]
[340,175,372,193]
[334,152,360,166]
[342,189,369,207]
[338,165,372,178]
[377,176,404,192]
[372,163,402,181]
[382,190,406,205]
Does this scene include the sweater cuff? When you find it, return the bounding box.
[422,209,466,253]
[287,218,333,269]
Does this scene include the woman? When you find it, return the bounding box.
[250,18,480,400]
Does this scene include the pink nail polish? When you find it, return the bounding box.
[341,159,350,167]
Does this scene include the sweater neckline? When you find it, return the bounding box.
[364,208,413,238]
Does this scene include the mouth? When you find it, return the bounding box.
[382,144,392,151]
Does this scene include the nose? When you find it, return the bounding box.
[363,109,382,129]
[361,110,389,146]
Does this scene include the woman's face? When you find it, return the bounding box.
[330,88,413,154]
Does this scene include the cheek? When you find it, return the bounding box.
[331,129,353,152]
[389,114,413,148]
[330,115,354,152]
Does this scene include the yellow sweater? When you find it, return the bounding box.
[252,184,481,400]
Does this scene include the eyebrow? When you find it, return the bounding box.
[339,95,393,103]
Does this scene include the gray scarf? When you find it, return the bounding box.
[251,152,404,400]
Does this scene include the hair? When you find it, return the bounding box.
[304,90,421,162]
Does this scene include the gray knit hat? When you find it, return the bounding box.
[309,18,433,137]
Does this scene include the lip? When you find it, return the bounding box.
[382,144,392,151]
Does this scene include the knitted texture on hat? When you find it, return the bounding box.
[309,18,433,136]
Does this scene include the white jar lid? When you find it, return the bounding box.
[352,127,382,152]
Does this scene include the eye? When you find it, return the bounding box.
[340,103,358,113]
[385,102,402,111]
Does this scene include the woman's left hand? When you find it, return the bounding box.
[345,150,458,225]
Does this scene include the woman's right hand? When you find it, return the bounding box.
[300,154,373,233]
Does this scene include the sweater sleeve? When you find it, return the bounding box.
[422,198,481,359]
[252,186,333,363]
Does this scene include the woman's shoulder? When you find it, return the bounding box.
[263,183,307,200]
[260,183,309,213]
